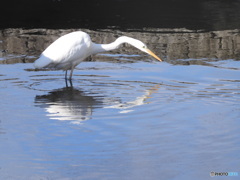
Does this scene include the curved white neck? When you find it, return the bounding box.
[91,41,120,55]
[91,36,140,55]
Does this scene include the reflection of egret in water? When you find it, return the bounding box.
[35,87,104,124]
[35,84,159,123]
[104,85,160,113]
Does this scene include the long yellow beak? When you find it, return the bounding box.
[146,49,162,62]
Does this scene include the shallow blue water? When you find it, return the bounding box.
[0,56,240,179]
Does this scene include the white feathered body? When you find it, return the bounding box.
[34,31,161,80]
[34,31,92,70]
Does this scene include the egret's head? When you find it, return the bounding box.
[118,36,162,62]
[138,44,162,62]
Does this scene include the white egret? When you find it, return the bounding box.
[34,31,162,79]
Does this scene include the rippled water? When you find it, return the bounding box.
[0,30,240,179]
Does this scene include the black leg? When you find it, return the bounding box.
[65,78,73,87]
[65,70,74,87]
[65,78,68,87]
[65,70,68,80]
[69,78,73,87]
[69,67,74,80]
[65,70,69,87]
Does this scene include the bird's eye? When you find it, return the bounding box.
[142,45,146,49]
